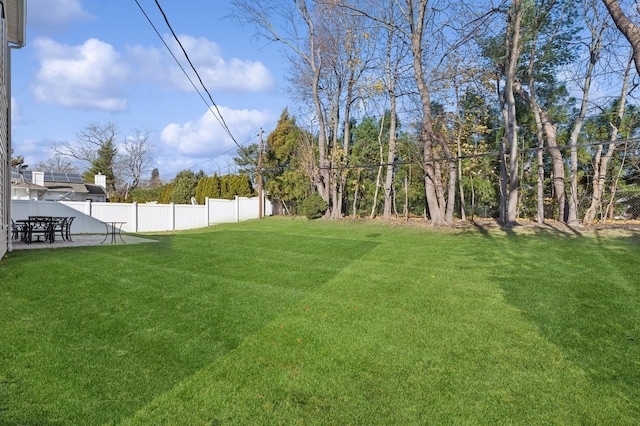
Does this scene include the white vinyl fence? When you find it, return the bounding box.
[11,196,272,234]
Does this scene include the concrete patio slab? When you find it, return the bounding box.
[10,234,159,250]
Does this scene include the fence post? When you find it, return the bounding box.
[235,196,240,223]
[169,203,175,231]
[205,197,210,227]
[131,202,138,232]
[85,200,92,218]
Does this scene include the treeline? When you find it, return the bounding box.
[231,0,640,225]
[131,170,254,205]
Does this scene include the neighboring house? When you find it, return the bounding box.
[1,0,26,259]
[11,171,108,202]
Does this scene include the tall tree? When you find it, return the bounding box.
[55,122,119,194]
[121,128,154,198]
[583,54,635,223]
[602,0,640,76]
[234,143,259,185]
[33,153,77,174]
[514,0,578,223]
[170,170,204,204]
[149,168,162,187]
[500,0,524,227]
[566,0,607,224]
[83,137,118,196]
[263,109,312,212]
[231,0,332,213]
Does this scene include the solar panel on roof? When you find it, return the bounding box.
[68,174,84,183]
[22,171,32,180]
[52,173,68,182]
[44,172,55,181]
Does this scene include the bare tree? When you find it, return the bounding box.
[54,122,118,167]
[500,0,524,228]
[602,0,640,76]
[566,0,608,225]
[232,0,333,214]
[121,129,154,199]
[33,153,78,173]
[583,53,634,223]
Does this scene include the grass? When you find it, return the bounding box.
[0,218,639,424]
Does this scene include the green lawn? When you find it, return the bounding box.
[1,218,639,424]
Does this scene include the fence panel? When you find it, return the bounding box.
[238,197,258,221]
[175,204,207,230]
[209,199,237,224]
[137,204,173,232]
[11,197,270,235]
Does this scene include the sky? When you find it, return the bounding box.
[11,0,289,181]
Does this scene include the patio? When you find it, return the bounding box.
[11,233,158,250]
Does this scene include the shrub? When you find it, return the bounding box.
[299,193,328,219]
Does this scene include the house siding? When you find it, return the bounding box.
[0,2,7,259]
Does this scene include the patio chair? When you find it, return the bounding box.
[64,217,75,242]
[52,217,68,241]
[26,216,55,244]
[11,219,24,240]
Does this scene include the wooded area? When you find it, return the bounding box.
[231,0,640,225]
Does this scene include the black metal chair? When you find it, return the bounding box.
[52,217,68,241]
[11,219,24,241]
[64,217,75,242]
[26,216,56,244]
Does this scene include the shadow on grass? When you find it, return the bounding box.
[0,229,379,425]
[486,232,640,415]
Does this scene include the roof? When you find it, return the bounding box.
[85,184,106,195]
[10,179,47,192]
[44,183,90,194]
[11,170,107,197]
[6,0,26,48]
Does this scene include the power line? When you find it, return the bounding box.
[317,137,640,171]
[133,0,243,151]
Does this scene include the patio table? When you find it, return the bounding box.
[102,221,127,244]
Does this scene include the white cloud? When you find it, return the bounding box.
[31,38,129,111]
[127,34,274,93]
[160,107,273,158]
[11,97,21,123]
[28,0,93,32]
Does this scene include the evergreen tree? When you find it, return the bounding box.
[234,144,259,185]
[150,168,161,187]
[169,170,203,204]
[220,174,255,199]
[83,139,118,195]
[263,109,312,212]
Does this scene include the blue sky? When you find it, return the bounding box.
[11,0,289,181]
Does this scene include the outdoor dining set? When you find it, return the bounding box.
[11,216,75,244]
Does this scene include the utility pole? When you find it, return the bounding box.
[257,128,264,219]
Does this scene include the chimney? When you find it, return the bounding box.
[32,171,45,186]
[95,173,107,189]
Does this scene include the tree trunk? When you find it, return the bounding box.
[456,128,466,221]
[584,54,633,223]
[502,0,523,228]
[370,118,386,219]
[352,169,362,218]
[602,0,640,76]
[408,0,446,226]
[567,16,605,225]
[536,130,545,224]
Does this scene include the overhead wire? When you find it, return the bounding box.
[133,0,245,153]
